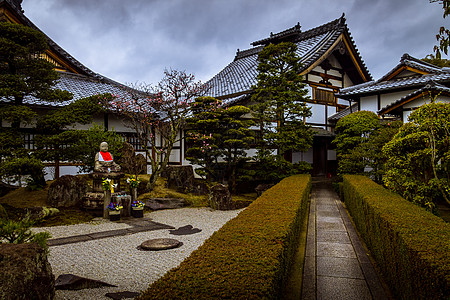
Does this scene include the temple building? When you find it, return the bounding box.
[336,53,450,121]
[203,14,372,176]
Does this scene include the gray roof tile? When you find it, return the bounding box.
[338,54,450,98]
[205,15,370,104]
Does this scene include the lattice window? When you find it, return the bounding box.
[313,87,335,104]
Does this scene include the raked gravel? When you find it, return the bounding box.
[33,207,244,300]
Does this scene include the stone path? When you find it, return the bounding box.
[301,178,390,300]
[47,218,174,246]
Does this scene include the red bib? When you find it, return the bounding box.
[99,151,113,161]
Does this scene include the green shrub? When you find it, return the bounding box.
[138,174,311,300]
[343,175,450,300]
[0,213,51,253]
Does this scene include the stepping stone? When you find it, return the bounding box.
[55,274,117,290]
[138,238,182,251]
[169,225,202,235]
[105,291,140,299]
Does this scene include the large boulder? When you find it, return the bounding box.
[47,175,89,207]
[145,198,186,210]
[163,165,195,193]
[209,184,233,210]
[117,142,147,175]
[0,243,55,300]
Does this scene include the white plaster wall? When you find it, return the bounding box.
[327,149,336,160]
[360,95,378,113]
[293,148,313,164]
[306,103,326,124]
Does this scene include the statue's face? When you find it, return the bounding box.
[100,142,108,152]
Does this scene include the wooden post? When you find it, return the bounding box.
[103,190,111,219]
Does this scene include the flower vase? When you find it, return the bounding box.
[131,188,138,202]
[109,210,121,221]
[131,207,144,218]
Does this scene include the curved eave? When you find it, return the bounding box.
[379,89,450,116]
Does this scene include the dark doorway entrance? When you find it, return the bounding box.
[313,137,328,176]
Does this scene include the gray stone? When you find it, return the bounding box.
[139,238,182,251]
[163,165,195,193]
[27,206,60,222]
[55,274,117,290]
[169,225,202,235]
[0,243,55,300]
[209,183,232,210]
[117,142,146,175]
[145,198,186,210]
[47,175,89,207]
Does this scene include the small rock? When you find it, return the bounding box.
[138,238,182,251]
[169,225,202,236]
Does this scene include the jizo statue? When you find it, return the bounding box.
[94,142,121,173]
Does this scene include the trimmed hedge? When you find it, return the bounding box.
[343,175,450,300]
[138,175,311,300]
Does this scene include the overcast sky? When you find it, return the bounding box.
[22,0,448,85]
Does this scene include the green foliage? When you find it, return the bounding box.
[333,110,400,181]
[422,54,450,67]
[250,152,312,182]
[0,157,45,188]
[70,123,124,173]
[0,22,72,185]
[0,213,51,252]
[342,175,450,300]
[138,175,311,300]
[186,97,254,191]
[383,102,450,209]
[432,0,450,58]
[0,22,72,105]
[34,94,113,177]
[251,42,312,156]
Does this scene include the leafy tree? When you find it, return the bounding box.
[431,0,450,58]
[107,69,206,190]
[186,97,254,192]
[0,22,72,186]
[250,42,312,179]
[383,102,450,211]
[34,95,109,178]
[333,110,380,176]
[219,105,254,192]
[186,96,223,181]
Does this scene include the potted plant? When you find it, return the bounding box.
[131,200,144,218]
[107,202,123,221]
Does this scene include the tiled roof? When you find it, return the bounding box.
[328,103,358,122]
[337,54,450,98]
[378,80,450,115]
[1,72,131,108]
[205,14,371,104]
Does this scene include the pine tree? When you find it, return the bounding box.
[0,22,72,186]
[251,42,312,178]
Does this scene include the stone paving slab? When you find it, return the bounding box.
[317,276,372,300]
[47,220,175,247]
[302,178,389,300]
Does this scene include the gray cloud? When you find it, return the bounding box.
[22,0,448,85]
